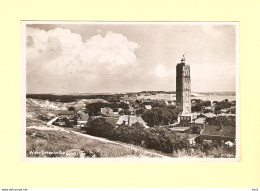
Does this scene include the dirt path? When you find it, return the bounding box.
[27,125,170,158]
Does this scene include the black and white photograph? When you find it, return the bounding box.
[22,21,239,160]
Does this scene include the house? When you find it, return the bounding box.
[104,117,118,127]
[200,124,236,146]
[116,115,148,127]
[165,101,169,106]
[58,110,75,118]
[133,102,140,108]
[230,106,236,114]
[177,113,195,127]
[144,105,152,110]
[177,133,200,145]
[77,112,89,126]
[190,117,206,130]
[221,108,230,113]
[225,141,234,147]
[193,117,206,124]
[101,107,115,117]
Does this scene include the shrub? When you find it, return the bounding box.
[141,108,179,127]
[86,118,190,154]
[206,116,236,127]
[86,118,114,138]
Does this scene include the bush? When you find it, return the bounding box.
[206,116,236,127]
[141,108,179,127]
[85,102,111,116]
[86,118,190,154]
[86,118,114,138]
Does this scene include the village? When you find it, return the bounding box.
[47,92,236,149]
[42,56,236,153]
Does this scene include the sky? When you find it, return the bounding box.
[25,22,237,94]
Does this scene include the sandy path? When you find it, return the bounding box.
[27,125,170,158]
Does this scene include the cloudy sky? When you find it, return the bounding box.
[25,22,237,94]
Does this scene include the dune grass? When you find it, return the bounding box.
[26,128,159,158]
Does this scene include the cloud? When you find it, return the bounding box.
[150,64,174,78]
[26,27,140,93]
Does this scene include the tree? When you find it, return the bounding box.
[85,102,110,116]
[189,126,201,134]
[141,108,179,127]
[68,107,76,112]
[86,118,114,138]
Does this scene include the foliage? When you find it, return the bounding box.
[214,100,232,111]
[191,101,211,112]
[206,116,236,127]
[86,118,190,153]
[188,125,201,134]
[86,118,114,138]
[136,108,145,115]
[85,102,111,116]
[26,128,158,158]
[141,108,179,127]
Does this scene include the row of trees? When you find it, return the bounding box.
[214,101,233,112]
[191,101,211,112]
[85,118,190,153]
[206,116,236,127]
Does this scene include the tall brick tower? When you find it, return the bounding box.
[176,55,191,114]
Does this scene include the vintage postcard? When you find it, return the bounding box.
[21,21,239,161]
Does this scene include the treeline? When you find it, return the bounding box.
[26,94,123,103]
[213,100,233,112]
[191,101,211,112]
[206,116,236,127]
[85,118,190,153]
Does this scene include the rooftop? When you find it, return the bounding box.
[201,125,235,138]
[170,127,190,132]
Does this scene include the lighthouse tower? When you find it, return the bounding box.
[176,55,191,115]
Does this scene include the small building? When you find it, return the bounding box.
[133,102,140,108]
[116,115,148,127]
[77,112,89,127]
[101,107,115,117]
[177,133,200,145]
[128,106,135,114]
[144,105,152,110]
[193,117,206,124]
[200,125,236,146]
[58,110,75,118]
[177,113,195,127]
[221,108,230,113]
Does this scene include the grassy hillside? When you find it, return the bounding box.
[26,128,160,158]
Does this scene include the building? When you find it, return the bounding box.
[176,55,191,114]
[58,110,75,118]
[77,111,89,126]
[116,115,148,127]
[100,107,115,117]
[144,105,152,110]
[200,125,236,146]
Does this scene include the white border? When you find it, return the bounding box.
[20,21,240,162]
